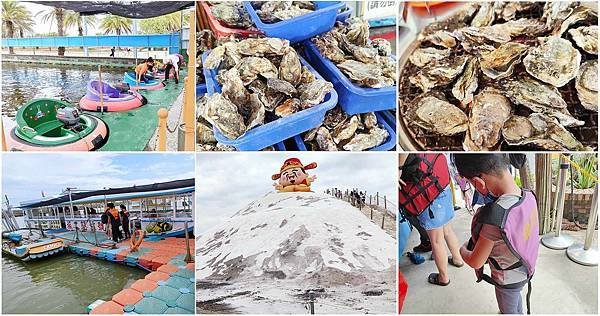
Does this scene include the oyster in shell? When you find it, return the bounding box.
[371,38,392,56]
[345,17,370,46]
[361,112,377,130]
[201,93,246,140]
[236,57,279,85]
[300,65,316,84]
[471,2,496,27]
[569,26,598,55]
[421,30,457,48]
[407,93,469,136]
[210,2,253,29]
[575,60,598,112]
[338,60,389,88]
[480,42,528,80]
[454,26,511,52]
[553,5,597,37]
[323,106,348,130]
[279,47,302,85]
[463,89,513,151]
[343,126,388,151]
[313,34,346,63]
[274,98,303,117]
[523,36,581,87]
[490,18,547,37]
[244,93,265,130]
[409,56,468,92]
[409,47,451,68]
[204,45,226,69]
[502,114,587,151]
[332,115,360,144]
[237,38,290,56]
[298,79,333,105]
[267,78,296,97]
[452,56,479,107]
[197,116,216,144]
[498,2,538,21]
[316,127,338,151]
[273,7,312,21]
[220,68,248,107]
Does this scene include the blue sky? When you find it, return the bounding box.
[195,153,398,234]
[2,153,194,205]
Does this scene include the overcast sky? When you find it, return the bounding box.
[2,153,195,205]
[195,153,397,234]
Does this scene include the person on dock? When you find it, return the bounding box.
[135,57,155,84]
[110,46,115,57]
[119,204,131,239]
[162,53,181,84]
[105,203,121,242]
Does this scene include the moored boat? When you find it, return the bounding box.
[123,72,165,90]
[79,80,147,112]
[2,230,65,261]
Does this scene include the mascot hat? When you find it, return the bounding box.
[272,158,317,180]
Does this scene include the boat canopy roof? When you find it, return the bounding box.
[19,178,194,209]
[28,1,194,18]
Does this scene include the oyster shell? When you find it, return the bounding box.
[244,93,265,130]
[569,26,598,55]
[502,114,587,151]
[490,18,547,37]
[323,106,348,130]
[267,78,296,97]
[316,127,338,151]
[338,60,389,88]
[273,8,312,21]
[480,42,528,80]
[197,117,216,144]
[454,26,511,52]
[210,2,253,29]
[361,112,377,130]
[298,79,333,105]
[409,56,468,92]
[201,93,246,140]
[409,47,452,68]
[471,2,496,27]
[575,60,598,112]
[300,66,316,84]
[237,38,290,56]
[553,5,597,37]
[345,17,370,46]
[204,45,226,69]
[313,34,346,63]
[236,57,279,85]
[332,115,360,144]
[421,30,457,48]
[498,2,538,21]
[220,68,248,107]
[274,98,303,117]
[452,56,479,107]
[463,89,513,151]
[407,93,469,136]
[523,36,581,87]
[279,47,302,85]
[371,38,392,56]
[343,126,388,151]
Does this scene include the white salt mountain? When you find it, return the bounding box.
[197,192,396,314]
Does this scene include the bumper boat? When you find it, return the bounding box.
[6,98,108,151]
[123,72,165,90]
[2,230,65,261]
[79,80,147,112]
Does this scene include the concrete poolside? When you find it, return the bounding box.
[400,208,598,314]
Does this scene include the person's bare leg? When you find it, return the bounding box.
[443,223,464,265]
[426,228,449,283]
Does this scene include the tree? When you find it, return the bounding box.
[100,14,132,35]
[2,1,34,54]
[37,7,67,56]
[64,11,97,36]
[139,11,189,34]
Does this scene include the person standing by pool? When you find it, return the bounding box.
[162,53,181,84]
[110,47,115,57]
[135,57,154,84]
[119,204,131,239]
[105,203,121,242]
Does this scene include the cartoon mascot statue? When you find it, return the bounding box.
[272,158,317,192]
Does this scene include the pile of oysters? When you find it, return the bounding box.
[302,106,390,151]
[252,1,316,23]
[400,1,598,151]
[209,1,256,29]
[313,18,396,88]
[200,37,333,140]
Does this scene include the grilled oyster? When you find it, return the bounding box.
[332,115,360,144]
[298,79,333,105]
[452,56,479,107]
[569,26,598,55]
[523,37,581,87]
[201,93,246,140]
[343,126,388,151]
[407,93,469,136]
[502,113,587,151]
[316,126,338,151]
[463,89,513,151]
[236,57,279,85]
[409,47,452,68]
[480,42,528,80]
[279,47,302,85]
[237,38,290,56]
[575,60,598,112]
[471,2,495,27]
[409,56,468,92]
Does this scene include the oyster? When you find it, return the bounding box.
[452,56,479,107]
[480,42,528,80]
[204,45,226,69]
[267,78,296,96]
[237,38,290,56]
[332,115,360,144]
[553,5,597,36]
[323,106,348,130]
[361,112,377,130]
[575,60,598,112]
[343,127,388,151]
[316,127,338,151]
[350,45,380,64]
[409,56,468,92]
[236,57,279,85]
[220,68,248,107]
[490,18,547,37]
[409,47,452,68]
[371,38,392,56]
[211,2,253,29]
[407,93,469,136]
[345,17,370,46]
[524,37,581,87]
[298,79,333,105]
[274,98,303,117]
[313,34,346,63]
[338,60,389,88]
[498,2,538,21]
[421,30,457,48]
[454,26,511,52]
[300,66,316,84]
[197,117,216,144]
[201,94,246,140]
[502,114,587,151]
[471,2,495,27]
[244,93,265,130]
[463,89,513,151]
[569,26,598,55]
[273,8,312,21]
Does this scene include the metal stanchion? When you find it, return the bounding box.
[541,155,575,249]
[567,184,598,266]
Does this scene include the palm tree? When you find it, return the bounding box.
[2,1,34,54]
[37,7,67,56]
[100,14,132,35]
[139,11,189,34]
[64,11,97,36]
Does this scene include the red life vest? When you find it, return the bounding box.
[398,154,450,217]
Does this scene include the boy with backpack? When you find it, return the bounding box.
[452,154,539,314]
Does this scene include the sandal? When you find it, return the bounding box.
[428,273,450,286]
[448,256,464,267]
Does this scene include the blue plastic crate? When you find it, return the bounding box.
[196,83,207,96]
[288,111,395,151]
[378,110,396,131]
[336,5,353,22]
[202,51,338,151]
[302,40,396,115]
[243,1,345,43]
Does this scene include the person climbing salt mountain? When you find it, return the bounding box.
[272,158,317,192]
[453,154,539,314]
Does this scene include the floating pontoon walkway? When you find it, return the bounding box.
[51,231,195,314]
